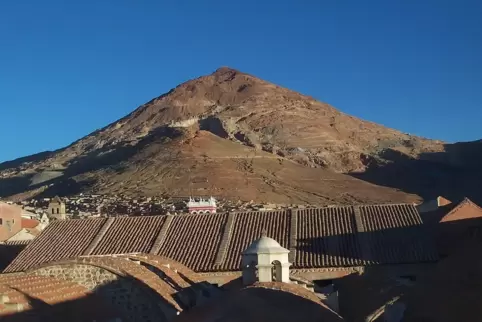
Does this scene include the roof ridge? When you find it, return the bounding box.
[288,209,298,263]
[82,217,115,256]
[445,197,482,218]
[173,211,227,217]
[464,198,482,211]
[233,209,288,215]
[356,203,415,207]
[68,216,108,221]
[214,212,236,266]
[150,214,174,255]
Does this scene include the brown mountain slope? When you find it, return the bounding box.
[1,129,419,204]
[353,139,482,205]
[0,67,459,204]
[81,131,423,204]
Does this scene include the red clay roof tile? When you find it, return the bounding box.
[295,207,361,268]
[91,216,166,255]
[0,274,119,321]
[5,218,107,272]
[158,213,228,272]
[358,204,438,264]
[20,218,40,229]
[220,211,290,271]
[4,205,437,273]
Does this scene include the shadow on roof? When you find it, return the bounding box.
[174,284,343,322]
[0,280,122,322]
[0,243,28,271]
[295,224,438,267]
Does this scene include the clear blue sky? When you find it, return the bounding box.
[1,0,481,162]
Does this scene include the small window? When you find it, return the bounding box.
[0,218,3,225]
[11,219,15,224]
[51,208,55,214]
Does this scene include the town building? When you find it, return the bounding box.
[47,196,67,220]
[39,213,50,230]
[1,201,482,321]
[0,202,22,242]
[241,233,291,284]
[20,209,38,219]
[4,203,437,285]
[186,196,217,214]
[0,202,43,244]
[418,196,482,257]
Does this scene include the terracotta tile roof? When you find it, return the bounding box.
[295,207,361,268]
[121,254,192,289]
[20,218,40,229]
[0,274,89,306]
[246,282,333,308]
[359,204,423,230]
[358,204,438,264]
[118,254,207,310]
[220,211,290,271]
[91,216,166,255]
[0,274,119,321]
[2,240,31,246]
[175,280,343,322]
[4,205,437,273]
[34,256,183,313]
[439,198,482,223]
[4,218,107,272]
[437,196,452,206]
[158,213,228,272]
[127,253,203,284]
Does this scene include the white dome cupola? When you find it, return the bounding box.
[241,232,291,285]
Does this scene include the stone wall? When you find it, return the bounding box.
[31,263,171,322]
[32,263,117,289]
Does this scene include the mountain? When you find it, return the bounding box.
[0,67,477,204]
[353,139,482,205]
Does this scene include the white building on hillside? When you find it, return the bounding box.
[186,197,217,214]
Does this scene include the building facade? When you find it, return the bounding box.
[186,197,217,214]
[0,202,22,242]
[47,196,67,220]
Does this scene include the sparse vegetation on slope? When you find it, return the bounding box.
[1,67,478,204]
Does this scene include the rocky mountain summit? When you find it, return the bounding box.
[1,67,479,204]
